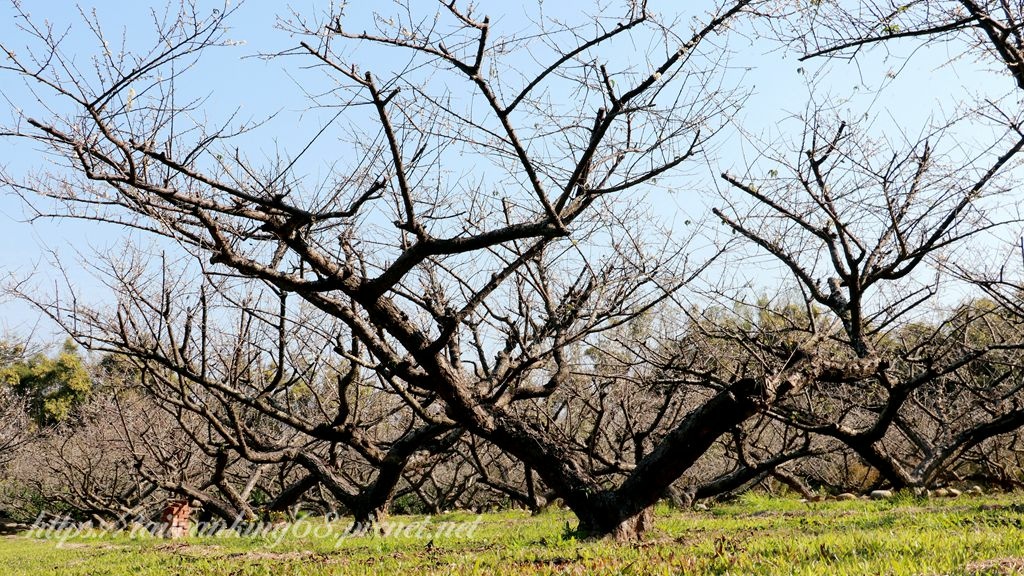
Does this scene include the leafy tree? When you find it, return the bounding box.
[4,340,91,426]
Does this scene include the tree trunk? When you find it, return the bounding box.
[524,466,548,514]
[570,493,656,542]
[771,469,816,499]
[268,474,319,514]
[844,439,915,490]
[477,378,765,541]
[350,502,391,535]
[611,506,654,542]
[344,426,450,534]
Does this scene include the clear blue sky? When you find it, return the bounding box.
[0,1,1013,342]
[0,0,297,338]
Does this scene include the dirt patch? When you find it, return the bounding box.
[147,542,227,558]
[49,542,127,551]
[225,550,326,561]
[152,544,333,563]
[153,542,197,553]
[965,557,1024,575]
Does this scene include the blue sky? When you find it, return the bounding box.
[0,0,295,337]
[0,1,1015,342]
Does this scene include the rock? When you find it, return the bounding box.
[693,503,709,512]
[947,488,961,498]
[869,490,894,500]
[835,493,858,501]
[969,485,984,495]
[933,488,950,498]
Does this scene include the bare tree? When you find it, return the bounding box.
[0,0,842,539]
[112,389,283,524]
[10,0,1024,537]
[14,391,161,524]
[34,255,464,529]
[3,351,291,525]
[784,0,1024,89]
[689,0,1024,491]
[706,100,1024,489]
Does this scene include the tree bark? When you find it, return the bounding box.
[268,474,319,513]
[349,500,392,535]
[489,378,764,540]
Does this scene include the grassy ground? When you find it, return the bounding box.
[5,492,1024,575]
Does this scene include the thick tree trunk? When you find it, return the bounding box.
[292,424,450,534]
[574,497,655,542]
[300,464,394,535]
[495,378,764,540]
[843,439,915,490]
[611,507,654,542]
[348,425,452,533]
[350,502,391,535]
[429,333,876,540]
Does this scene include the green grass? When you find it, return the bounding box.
[6,495,1024,574]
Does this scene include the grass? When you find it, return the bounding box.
[6,494,1024,574]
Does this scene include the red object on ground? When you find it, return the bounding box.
[160,499,192,538]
